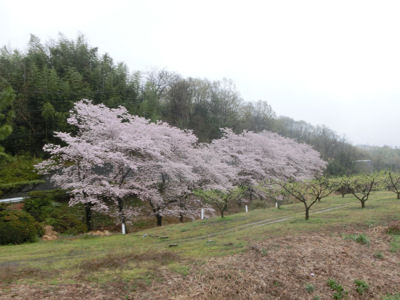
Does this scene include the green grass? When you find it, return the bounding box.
[343,233,370,245]
[0,191,399,288]
[390,235,400,253]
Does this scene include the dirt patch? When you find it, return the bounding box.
[79,251,180,273]
[0,265,51,284]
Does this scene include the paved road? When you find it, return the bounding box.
[0,197,25,204]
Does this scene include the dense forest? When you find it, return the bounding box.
[0,34,398,177]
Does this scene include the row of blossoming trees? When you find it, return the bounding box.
[36,100,327,233]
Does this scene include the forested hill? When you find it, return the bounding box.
[0,34,367,175]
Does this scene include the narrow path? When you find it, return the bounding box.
[166,202,354,244]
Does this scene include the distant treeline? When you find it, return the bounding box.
[0,34,396,175]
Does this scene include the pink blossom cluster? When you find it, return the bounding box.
[36,100,326,230]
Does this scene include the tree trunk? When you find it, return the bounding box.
[361,200,366,208]
[220,209,224,218]
[156,214,163,226]
[342,193,345,198]
[121,216,127,234]
[397,192,400,200]
[118,199,126,234]
[305,207,310,220]
[179,214,184,223]
[84,203,93,231]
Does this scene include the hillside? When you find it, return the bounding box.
[1,191,399,299]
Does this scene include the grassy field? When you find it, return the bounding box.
[1,191,400,299]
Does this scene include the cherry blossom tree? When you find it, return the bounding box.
[38,100,233,230]
[209,129,326,185]
[37,100,327,231]
[36,134,106,231]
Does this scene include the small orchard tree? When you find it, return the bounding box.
[256,179,285,208]
[334,176,353,198]
[278,177,336,220]
[385,172,400,199]
[348,174,380,208]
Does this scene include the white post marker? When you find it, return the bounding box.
[122,223,126,235]
[275,201,278,208]
[201,208,204,220]
[245,205,248,213]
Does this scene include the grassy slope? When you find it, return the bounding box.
[0,191,399,293]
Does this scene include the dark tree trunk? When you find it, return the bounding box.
[361,200,366,208]
[156,214,163,226]
[397,192,400,200]
[179,214,184,223]
[342,193,345,198]
[84,203,93,231]
[305,207,310,220]
[220,209,224,218]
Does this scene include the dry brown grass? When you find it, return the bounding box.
[0,264,51,283]
[78,251,180,273]
[387,220,400,235]
[134,226,400,299]
[2,226,399,299]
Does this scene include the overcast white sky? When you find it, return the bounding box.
[1,0,399,147]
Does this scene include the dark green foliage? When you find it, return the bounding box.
[0,78,15,163]
[327,279,347,300]
[23,197,52,222]
[0,208,42,244]
[0,155,43,196]
[0,34,365,176]
[28,189,69,203]
[24,190,86,234]
[46,208,87,235]
[0,180,44,197]
[0,155,41,183]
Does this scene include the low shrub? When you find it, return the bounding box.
[23,197,52,222]
[0,208,43,245]
[305,283,314,293]
[344,233,370,245]
[327,279,347,300]
[354,279,369,295]
[46,209,87,235]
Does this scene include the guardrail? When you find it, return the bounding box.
[0,197,26,204]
